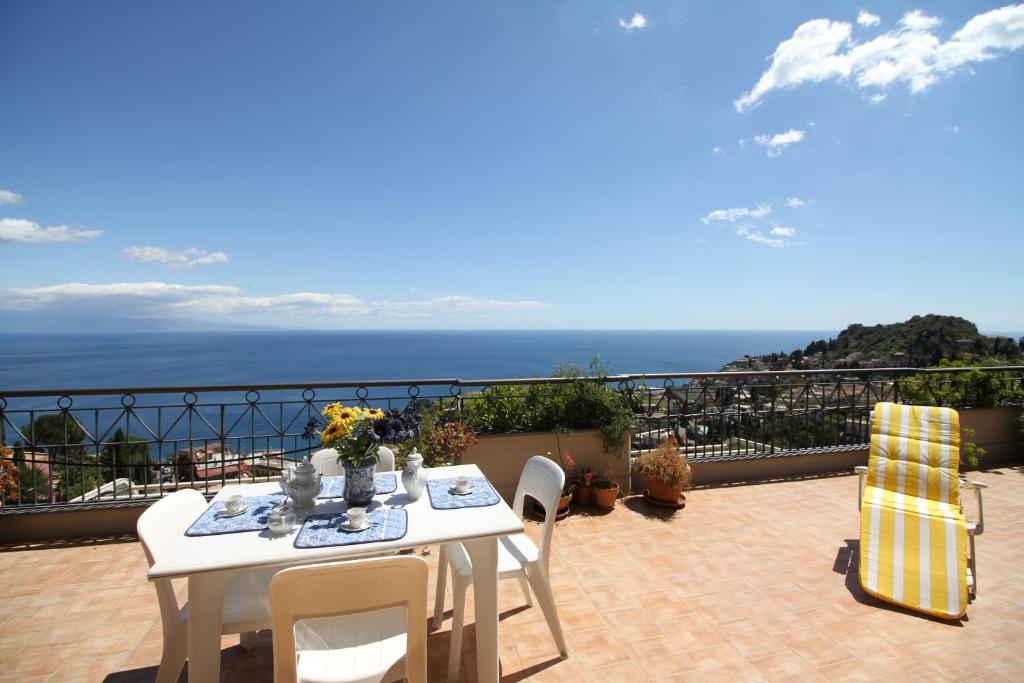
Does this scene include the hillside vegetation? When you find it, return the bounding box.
[727,315,1023,371]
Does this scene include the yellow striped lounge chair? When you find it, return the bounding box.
[854,402,986,620]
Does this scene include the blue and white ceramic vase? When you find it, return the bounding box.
[343,460,376,506]
[401,449,427,501]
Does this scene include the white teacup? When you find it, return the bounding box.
[454,475,472,492]
[224,494,244,514]
[346,507,367,528]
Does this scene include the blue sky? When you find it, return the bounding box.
[1,1,1022,331]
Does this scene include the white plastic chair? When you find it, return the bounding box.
[311,446,395,477]
[432,456,567,681]
[137,489,276,683]
[270,556,428,683]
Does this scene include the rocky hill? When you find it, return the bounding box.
[724,315,1023,371]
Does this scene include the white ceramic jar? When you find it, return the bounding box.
[401,448,427,501]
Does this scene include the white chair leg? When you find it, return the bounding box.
[517,573,534,607]
[447,577,469,683]
[526,565,567,658]
[239,630,259,650]
[156,623,188,683]
[433,545,449,630]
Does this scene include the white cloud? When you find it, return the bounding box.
[123,246,229,269]
[618,12,647,31]
[0,218,103,244]
[734,4,1024,111]
[0,282,549,319]
[712,145,724,154]
[900,10,941,31]
[946,124,960,134]
[753,128,806,156]
[736,225,786,248]
[785,197,806,208]
[857,10,881,28]
[0,189,24,206]
[770,226,797,236]
[702,204,772,224]
[869,92,888,104]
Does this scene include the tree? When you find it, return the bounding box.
[16,413,89,502]
[99,428,155,484]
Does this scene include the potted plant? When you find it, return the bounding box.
[573,466,594,506]
[318,404,419,506]
[0,447,19,509]
[555,451,576,517]
[529,451,575,520]
[421,415,478,466]
[592,472,620,511]
[634,438,691,508]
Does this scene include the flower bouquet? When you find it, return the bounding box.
[317,404,419,505]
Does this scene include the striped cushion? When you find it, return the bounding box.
[859,402,968,619]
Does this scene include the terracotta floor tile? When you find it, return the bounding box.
[687,643,768,683]
[511,619,567,665]
[816,657,885,682]
[775,627,856,668]
[599,606,665,642]
[658,613,726,653]
[564,627,632,669]
[583,660,647,683]
[636,589,696,622]
[552,598,606,635]
[0,466,1020,681]
[627,635,695,678]
[722,619,789,660]
[750,651,827,682]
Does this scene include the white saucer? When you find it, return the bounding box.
[448,486,475,496]
[337,518,373,533]
[216,506,249,519]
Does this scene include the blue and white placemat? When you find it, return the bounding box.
[317,472,398,499]
[427,476,501,510]
[293,507,408,548]
[185,493,285,536]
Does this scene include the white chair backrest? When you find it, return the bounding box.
[270,556,428,683]
[310,448,341,477]
[137,489,208,633]
[376,445,396,473]
[512,455,565,569]
[312,447,393,475]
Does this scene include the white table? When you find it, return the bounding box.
[148,464,524,683]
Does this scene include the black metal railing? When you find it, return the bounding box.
[1,366,1021,509]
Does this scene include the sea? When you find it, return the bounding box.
[0,330,835,390]
[0,330,835,455]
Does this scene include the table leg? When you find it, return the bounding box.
[187,570,234,683]
[464,537,500,683]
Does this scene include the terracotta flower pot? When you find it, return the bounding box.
[573,485,593,506]
[558,492,572,512]
[593,482,619,511]
[644,475,681,504]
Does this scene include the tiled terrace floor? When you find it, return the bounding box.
[2,466,1023,682]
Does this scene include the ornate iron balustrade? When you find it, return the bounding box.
[1,366,1021,510]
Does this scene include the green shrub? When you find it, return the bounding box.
[460,358,634,453]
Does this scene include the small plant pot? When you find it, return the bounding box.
[593,482,620,511]
[643,475,686,509]
[529,495,572,521]
[573,485,593,506]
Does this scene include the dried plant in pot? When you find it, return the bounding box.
[633,438,690,509]
[592,472,620,511]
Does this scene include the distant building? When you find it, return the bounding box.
[173,444,247,481]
